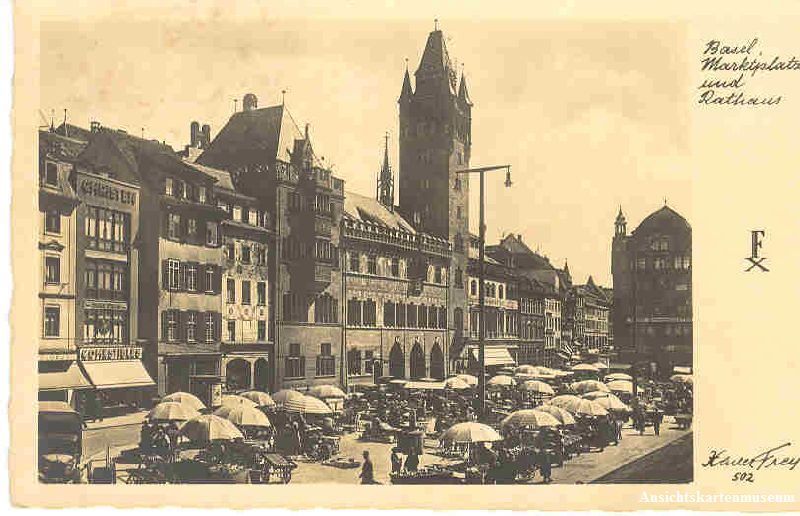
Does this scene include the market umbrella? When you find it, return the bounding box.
[571,380,610,395]
[537,404,577,426]
[272,389,305,408]
[444,377,470,390]
[571,363,599,373]
[592,362,609,370]
[606,380,635,394]
[307,385,347,399]
[501,409,560,430]
[283,395,333,415]
[559,398,609,417]
[162,391,206,411]
[515,365,537,375]
[519,380,555,396]
[220,394,258,408]
[487,375,515,388]
[547,394,583,409]
[239,390,276,408]
[389,379,408,386]
[147,401,200,422]
[582,390,616,401]
[218,405,273,428]
[497,368,515,375]
[591,394,631,412]
[605,373,633,382]
[441,422,503,444]
[456,374,479,387]
[670,374,693,385]
[179,414,244,443]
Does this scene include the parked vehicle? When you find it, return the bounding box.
[38,401,83,483]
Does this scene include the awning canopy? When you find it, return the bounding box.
[609,363,632,370]
[471,347,516,367]
[673,366,692,374]
[39,363,92,391]
[82,360,155,389]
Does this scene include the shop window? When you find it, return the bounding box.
[43,306,60,337]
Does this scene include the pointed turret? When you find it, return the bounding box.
[615,206,627,237]
[458,73,472,106]
[415,27,457,97]
[377,132,394,210]
[563,259,570,276]
[399,66,413,102]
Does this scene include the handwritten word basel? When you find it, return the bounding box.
[698,38,799,106]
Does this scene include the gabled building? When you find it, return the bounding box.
[198,95,345,390]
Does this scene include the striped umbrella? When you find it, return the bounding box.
[147,401,200,422]
[179,414,244,443]
[240,391,276,408]
[441,422,503,444]
[220,394,258,408]
[519,380,555,396]
[501,409,560,430]
[537,404,577,426]
[162,391,206,411]
[571,380,610,395]
[284,395,332,415]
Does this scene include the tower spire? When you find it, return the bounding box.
[377,132,394,210]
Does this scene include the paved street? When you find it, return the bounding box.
[82,411,146,462]
[592,433,693,484]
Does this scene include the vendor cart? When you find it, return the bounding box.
[674,413,692,429]
[261,453,296,484]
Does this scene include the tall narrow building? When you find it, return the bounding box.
[398,26,472,367]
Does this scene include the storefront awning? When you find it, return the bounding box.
[471,347,516,367]
[39,363,92,391]
[82,360,155,389]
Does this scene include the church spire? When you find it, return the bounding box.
[458,71,472,106]
[399,60,413,102]
[377,132,394,210]
[415,26,457,96]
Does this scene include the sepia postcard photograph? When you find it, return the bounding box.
[8,0,800,511]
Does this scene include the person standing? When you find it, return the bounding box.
[539,451,552,483]
[390,447,403,474]
[404,449,420,472]
[653,410,662,436]
[359,450,376,484]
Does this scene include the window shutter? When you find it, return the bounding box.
[198,264,207,293]
[178,263,187,292]
[176,310,185,342]
[214,312,222,342]
[214,265,222,294]
[197,310,206,343]
[161,260,169,290]
[161,310,168,341]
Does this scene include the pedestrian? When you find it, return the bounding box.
[653,410,662,436]
[391,447,403,474]
[359,450,376,484]
[539,451,552,483]
[404,449,420,472]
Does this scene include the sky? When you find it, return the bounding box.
[40,16,691,286]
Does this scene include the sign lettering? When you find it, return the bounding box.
[79,346,143,362]
[80,178,137,206]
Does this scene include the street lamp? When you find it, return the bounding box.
[455,164,512,420]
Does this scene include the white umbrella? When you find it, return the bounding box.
[571,380,610,395]
[220,394,258,408]
[162,391,205,411]
[272,389,305,407]
[560,398,609,417]
[441,422,503,444]
[487,375,515,388]
[147,401,200,422]
[571,363,599,373]
[217,405,272,427]
[547,394,583,409]
[444,377,470,390]
[537,404,577,426]
[519,380,555,396]
[606,380,635,394]
[501,409,560,430]
[605,373,633,382]
[307,385,347,399]
[592,395,631,412]
[456,374,479,387]
[180,414,244,443]
[240,391,276,408]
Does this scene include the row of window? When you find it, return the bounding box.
[84,307,128,345]
[162,310,220,343]
[165,176,209,204]
[346,349,376,376]
[165,212,220,247]
[519,298,545,315]
[634,255,691,271]
[226,279,267,306]
[469,279,509,299]
[163,259,222,294]
[287,192,335,216]
[219,202,269,229]
[86,206,129,254]
[345,299,447,329]
[281,236,339,264]
[85,259,128,301]
[226,319,268,342]
[225,242,267,265]
[284,342,335,378]
[282,293,339,324]
[347,252,448,285]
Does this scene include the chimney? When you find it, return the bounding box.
[243,93,258,112]
[90,121,101,133]
[190,121,200,147]
[201,124,211,148]
[518,234,523,241]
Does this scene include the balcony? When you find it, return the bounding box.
[311,262,333,290]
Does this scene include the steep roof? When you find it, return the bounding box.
[197,104,306,169]
[54,122,93,142]
[183,160,234,191]
[415,30,457,94]
[39,129,87,161]
[343,191,416,234]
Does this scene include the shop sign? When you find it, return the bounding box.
[79,177,137,205]
[79,346,143,362]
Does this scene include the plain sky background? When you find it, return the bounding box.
[40,17,691,286]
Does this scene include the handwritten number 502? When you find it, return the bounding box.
[732,472,754,483]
